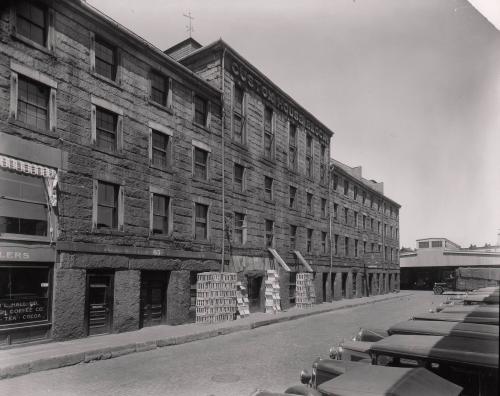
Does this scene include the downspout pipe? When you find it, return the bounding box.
[220,46,227,273]
[328,164,334,300]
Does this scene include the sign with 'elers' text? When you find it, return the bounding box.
[0,244,54,262]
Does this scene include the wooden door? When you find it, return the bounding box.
[87,274,113,336]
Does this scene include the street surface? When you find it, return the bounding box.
[0,292,444,396]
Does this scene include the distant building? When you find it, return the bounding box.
[400,236,500,289]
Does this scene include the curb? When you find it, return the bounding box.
[0,292,411,380]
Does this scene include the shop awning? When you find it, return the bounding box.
[293,251,314,272]
[267,248,291,272]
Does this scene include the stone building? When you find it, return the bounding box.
[329,160,401,300]
[0,0,400,346]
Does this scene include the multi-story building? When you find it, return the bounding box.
[0,0,400,346]
[329,160,401,299]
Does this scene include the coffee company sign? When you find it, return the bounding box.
[228,57,329,141]
[0,298,48,326]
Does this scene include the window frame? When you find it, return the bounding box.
[13,2,55,51]
[192,93,211,129]
[306,192,313,215]
[150,71,173,109]
[306,134,313,179]
[149,188,173,236]
[233,163,246,192]
[231,83,246,144]
[264,176,274,201]
[89,34,122,84]
[289,224,297,250]
[148,122,173,170]
[193,202,209,241]
[289,185,297,210]
[90,96,124,153]
[233,211,247,245]
[288,121,298,170]
[10,62,57,132]
[263,106,275,159]
[321,231,328,254]
[307,228,313,253]
[92,179,124,231]
[265,219,275,248]
[192,140,211,181]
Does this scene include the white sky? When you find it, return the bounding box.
[87,0,500,248]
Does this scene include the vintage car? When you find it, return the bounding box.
[411,311,499,325]
[388,320,499,341]
[328,340,374,362]
[368,334,499,396]
[439,305,499,316]
[252,363,463,396]
[351,327,388,342]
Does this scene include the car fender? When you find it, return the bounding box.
[284,384,322,396]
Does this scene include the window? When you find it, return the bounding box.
[97,181,118,229]
[95,107,117,151]
[363,241,367,255]
[265,219,274,247]
[354,211,358,228]
[194,95,207,126]
[379,199,383,212]
[152,193,170,235]
[289,186,297,209]
[321,232,327,254]
[306,134,313,178]
[362,215,366,230]
[320,144,326,184]
[333,174,338,190]
[362,190,367,205]
[390,226,393,239]
[289,123,297,170]
[234,163,245,192]
[378,221,381,234]
[151,72,168,106]
[370,194,374,209]
[370,218,374,231]
[95,38,117,80]
[151,130,170,169]
[355,239,359,258]
[290,225,297,250]
[418,241,429,248]
[321,198,327,218]
[17,76,49,130]
[333,203,338,220]
[378,244,382,253]
[344,207,348,225]
[234,212,246,245]
[343,179,349,195]
[334,234,339,255]
[263,107,274,158]
[345,237,349,256]
[371,243,375,253]
[233,86,245,143]
[193,147,209,180]
[384,246,388,260]
[0,169,48,237]
[306,193,313,215]
[307,228,313,253]
[264,176,273,201]
[354,185,358,201]
[384,224,388,237]
[396,228,399,239]
[16,2,47,47]
[194,203,208,240]
[432,241,443,248]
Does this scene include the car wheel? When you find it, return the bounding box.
[433,286,444,295]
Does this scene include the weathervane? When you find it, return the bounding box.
[183,11,194,38]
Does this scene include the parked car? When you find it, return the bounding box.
[388,320,499,341]
[351,327,388,342]
[252,362,463,396]
[368,334,499,396]
[412,311,499,325]
[328,340,374,362]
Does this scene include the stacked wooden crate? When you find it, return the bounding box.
[265,270,281,313]
[236,281,250,318]
[196,272,237,324]
[296,273,315,308]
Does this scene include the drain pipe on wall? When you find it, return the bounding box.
[328,163,334,298]
[220,46,227,273]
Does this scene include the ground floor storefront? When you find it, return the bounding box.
[2,246,399,346]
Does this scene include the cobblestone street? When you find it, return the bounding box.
[0,292,444,395]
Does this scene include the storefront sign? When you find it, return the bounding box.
[228,57,327,139]
[0,298,48,325]
[0,244,54,262]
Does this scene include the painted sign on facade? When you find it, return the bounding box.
[0,298,48,326]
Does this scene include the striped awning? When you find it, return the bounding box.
[0,155,56,178]
[293,251,314,272]
[268,248,291,272]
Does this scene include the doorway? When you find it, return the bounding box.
[140,271,169,328]
[322,273,328,302]
[247,275,263,313]
[86,273,114,336]
[341,273,348,298]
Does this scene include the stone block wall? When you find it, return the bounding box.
[113,270,141,333]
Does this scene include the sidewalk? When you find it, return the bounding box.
[0,292,412,380]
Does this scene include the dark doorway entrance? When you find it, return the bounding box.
[352,272,357,298]
[247,275,263,313]
[86,273,114,336]
[140,271,169,328]
[341,273,348,298]
[368,273,373,295]
[322,273,328,302]
[331,273,335,300]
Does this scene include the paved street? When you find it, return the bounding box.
[0,292,444,396]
